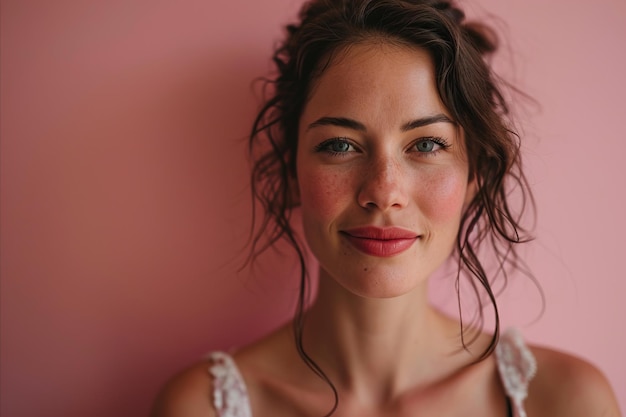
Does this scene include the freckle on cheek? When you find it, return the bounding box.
[423,174,467,219]
[303,174,342,218]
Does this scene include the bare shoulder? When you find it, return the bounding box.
[526,345,621,417]
[150,360,215,417]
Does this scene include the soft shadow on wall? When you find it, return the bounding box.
[0,1,304,416]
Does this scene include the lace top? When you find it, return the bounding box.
[207,328,536,417]
[496,328,538,417]
[208,352,253,417]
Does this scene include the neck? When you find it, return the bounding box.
[301,267,469,404]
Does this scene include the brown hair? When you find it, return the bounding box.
[247,0,533,414]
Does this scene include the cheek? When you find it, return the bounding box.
[297,167,349,221]
[419,168,468,223]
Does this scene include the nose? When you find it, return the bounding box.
[357,156,409,211]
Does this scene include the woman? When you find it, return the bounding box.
[152,0,621,416]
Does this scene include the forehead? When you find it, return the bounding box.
[300,42,451,128]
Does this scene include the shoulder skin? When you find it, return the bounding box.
[150,361,216,417]
[527,346,622,417]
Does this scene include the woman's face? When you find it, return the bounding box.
[296,42,473,299]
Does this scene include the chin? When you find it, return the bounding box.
[321,263,431,300]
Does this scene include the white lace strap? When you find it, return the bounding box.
[495,328,537,417]
[208,352,253,417]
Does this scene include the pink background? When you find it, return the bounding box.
[1,0,624,415]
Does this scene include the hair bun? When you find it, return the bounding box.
[427,1,498,55]
[430,0,465,23]
[464,22,498,55]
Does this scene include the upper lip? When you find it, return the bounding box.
[341,226,419,240]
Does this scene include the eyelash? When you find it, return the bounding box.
[313,137,356,157]
[314,136,451,157]
[411,136,451,156]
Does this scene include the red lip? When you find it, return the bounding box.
[340,226,419,257]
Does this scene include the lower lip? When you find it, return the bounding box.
[342,234,417,257]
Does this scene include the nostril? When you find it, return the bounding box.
[356,161,409,210]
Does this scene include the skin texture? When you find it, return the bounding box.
[296,42,472,300]
[150,43,622,417]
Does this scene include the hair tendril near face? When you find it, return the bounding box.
[245,1,537,415]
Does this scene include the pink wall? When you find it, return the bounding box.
[1,0,624,415]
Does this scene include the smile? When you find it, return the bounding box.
[340,226,419,257]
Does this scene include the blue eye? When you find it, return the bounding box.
[315,138,355,155]
[413,137,449,154]
[330,141,350,152]
[416,140,436,152]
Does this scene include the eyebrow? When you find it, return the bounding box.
[307,117,366,131]
[306,113,456,132]
[400,114,456,131]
